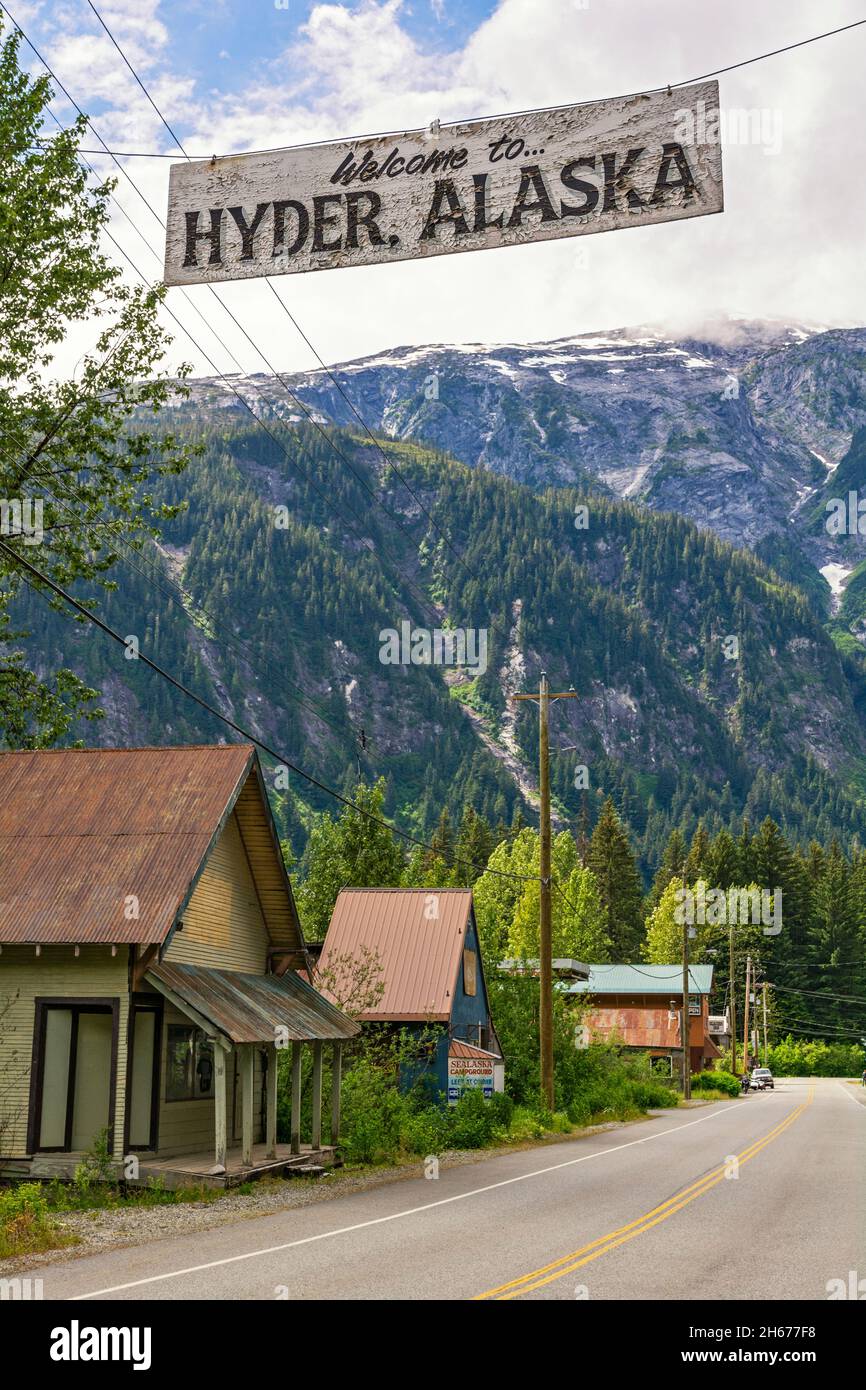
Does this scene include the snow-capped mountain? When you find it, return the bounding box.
[185,317,866,593]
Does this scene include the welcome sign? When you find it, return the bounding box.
[164,81,723,284]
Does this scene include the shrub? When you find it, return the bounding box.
[449,1088,498,1148]
[508,1105,546,1141]
[488,1091,514,1130]
[767,1037,865,1077]
[691,1070,741,1097]
[628,1077,679,1110]
[400,1106,451,1156]
[340,1060,406,1164]
[0,1182,67,1258]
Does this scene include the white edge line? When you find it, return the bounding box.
[836,1080,866,1107]
[69,1100,768,1300]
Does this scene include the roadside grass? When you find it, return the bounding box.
[0,1184,78,1259]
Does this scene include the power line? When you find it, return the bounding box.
[32,0,857,676]
[4,45,519,792]
[75,1,519,658]
[774,1016,866,1038]
[769,1024,866,1042]
[771,982,866,1005]
[8,14,865,159]
[0,537,538,882]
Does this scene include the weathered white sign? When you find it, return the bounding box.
[164,81,722,285]
[447,1054,495,1104]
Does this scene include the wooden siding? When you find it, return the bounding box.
[0,946,129,1158]
[165,812,270,973]
[155,1004,265,1159]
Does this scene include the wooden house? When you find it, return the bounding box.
[566,963,720,1074]
[0,744,358,1186]
[318,888,504,1101]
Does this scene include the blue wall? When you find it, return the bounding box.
[399,911,494,1097]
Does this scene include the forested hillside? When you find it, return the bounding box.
[13,398,866,882]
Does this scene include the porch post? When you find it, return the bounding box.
[240,1043,254,1167]
[266,1043,278,1160]
[213,1044,227,1173]
[290,1040,302,1155]
[311,1040,323,1152]
[330,1041,342,1145]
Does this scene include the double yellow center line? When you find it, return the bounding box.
[474,1087,814,1300]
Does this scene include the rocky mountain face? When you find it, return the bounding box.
[15,382,866,867]
[186,318,866,608]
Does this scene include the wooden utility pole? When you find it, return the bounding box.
[742,955,752,1072]
[538,671,553,1111]
[681,906,695,1100]
[762,981,769,1066]
[681,869,691,1099]
[729,926,737,1076]
[511,672,577,1111]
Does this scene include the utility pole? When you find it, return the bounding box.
[762,981,769,1066]
[511,672,577,1111]
[681,867,691,1099]
[729,926,737,1076]
[742,955,752,1073]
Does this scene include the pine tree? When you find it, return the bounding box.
[647,827,686,910]
[587,797,645,957]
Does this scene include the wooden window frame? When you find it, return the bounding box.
[123,995,164,1152]
[164,1022,216,1104]
[463,948,477,997]
[27,998,120,1156]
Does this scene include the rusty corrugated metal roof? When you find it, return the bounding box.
[319,888,474,1021]
[0,744,254,944]
[449,1039,500,1060]
[147,961,359,1042]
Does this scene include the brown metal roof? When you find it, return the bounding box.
[318,888,474,1021]
[0,744,277,945]
[147,961,359,1043]
[448,1039,500,1060]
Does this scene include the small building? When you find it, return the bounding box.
[0,744,358,1186]
[566,964,720,1074]
[318,888,504,1100]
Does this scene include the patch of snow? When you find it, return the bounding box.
[820,562,854,613]
[809,447,835,474]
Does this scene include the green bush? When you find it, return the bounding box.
[340,1060,406,1164]
[767,1037,865,1077]
[691,1070,741,1097]
[488,1090,514,1130]
[400,1106,451,1155]
[508,1105,546,1141]
[627,1077,679,1109]
[0,1182,65,1258]
[449,1088,498,1148]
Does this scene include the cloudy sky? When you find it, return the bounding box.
[8,0,866,376]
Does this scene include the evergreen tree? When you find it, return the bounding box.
[296,779,405,938]
[587,797,645,956]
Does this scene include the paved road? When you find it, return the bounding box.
[35,1077,865,1301]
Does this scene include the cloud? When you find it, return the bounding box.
[17,0,866,380]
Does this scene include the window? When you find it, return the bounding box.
[463,948,477,997]
[165,1025,214,1102]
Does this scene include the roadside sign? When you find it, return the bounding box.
[447,1053,495,1103]
[164,80,723,285]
